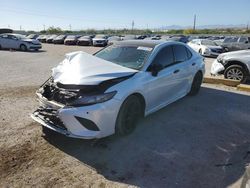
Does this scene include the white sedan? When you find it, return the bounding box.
[0,33,41,51]
[31,40,205,139]
[188,39,223,57]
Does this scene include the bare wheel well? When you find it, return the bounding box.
[224,61,249,75]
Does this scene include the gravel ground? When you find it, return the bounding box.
[0,44,250,188]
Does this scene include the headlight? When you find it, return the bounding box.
[204,48,211,52]
[67,91,117,107]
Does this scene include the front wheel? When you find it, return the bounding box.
[224,65,247,83]
[115,95,143,135]
[189,72,203,96]
[20,44,27,51]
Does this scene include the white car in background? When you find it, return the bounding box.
[188,39,223,57]
[92,35,108,46]
[31,40,205,139]
[0,33,42,51]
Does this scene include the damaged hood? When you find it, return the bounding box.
[52,51,138,85]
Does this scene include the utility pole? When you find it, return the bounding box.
[193,14,196,31]
[43,24,46,31]
[247,21,249,31]
[132,20,134,33]
[20,25,22,31]
[69,24,72,31]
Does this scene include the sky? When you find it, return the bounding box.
[0,0,249,31]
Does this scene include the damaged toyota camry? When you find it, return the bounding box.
[31,40,205,139]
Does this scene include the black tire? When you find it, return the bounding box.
[115,95,143,135]
[224,65,247,83]
[189,72,203,96]
[20,44,27,51]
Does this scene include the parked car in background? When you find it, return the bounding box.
[122,35,137,40]
[27,34,39,40]
[46,35,57,43]
[107,36,121,45]
[64,35,80,45]
[31,40,204,139]
[136,35,147,40]
[0,33,41,51]
[37,35,48,43]
[188,39,223,57]
[211,50,250,83]
[92,35,108,46]
[221,36,250,52]
[77,36,92,46]
[53,35,67,44]
[166,35,189,43]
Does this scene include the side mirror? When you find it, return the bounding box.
[245,41,249,44]
[149,64,163,77]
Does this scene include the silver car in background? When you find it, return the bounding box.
[0,33,42,51]
[211,50,250,83]
[92,35,108,46]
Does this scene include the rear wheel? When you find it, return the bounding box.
[20,44,27,51]
[115,95,143,135]
[224,65,247,83]
[189,72,203,96]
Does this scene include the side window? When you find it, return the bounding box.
[153,46,174,68]
[239,37,247,43]
[173,45,188,62]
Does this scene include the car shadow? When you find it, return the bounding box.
[0,49,46,53]
[43,86,250,188]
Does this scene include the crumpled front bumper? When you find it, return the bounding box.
[210,59,225,75]
[31,92,121,139]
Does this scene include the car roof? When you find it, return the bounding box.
[115,40,164,48]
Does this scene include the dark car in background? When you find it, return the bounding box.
[77,36,92,46]
[221,36,250,52]
[166,35,189,43]
[46,35,57,43]
[53,35,67,44]
[64,35,80,45]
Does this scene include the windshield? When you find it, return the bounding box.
[95,45,153,70]
[201,40,217,46]
[66,35,76,39]
[13,34,26,39]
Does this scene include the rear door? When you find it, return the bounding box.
[144,45,191,113]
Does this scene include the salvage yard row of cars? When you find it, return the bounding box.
[0,32,249,83]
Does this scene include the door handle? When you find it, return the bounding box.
[192,63,196,66]
[173,69,180,74]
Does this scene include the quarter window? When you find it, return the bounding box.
[172,45,188,62]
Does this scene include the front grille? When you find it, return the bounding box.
[41,84,78,105]
[34,107,67,130]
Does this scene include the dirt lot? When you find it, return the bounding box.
[0,44,250,188]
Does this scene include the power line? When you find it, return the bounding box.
[0,8,130,25]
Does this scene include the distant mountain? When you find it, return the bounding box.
[157,24,247,30]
